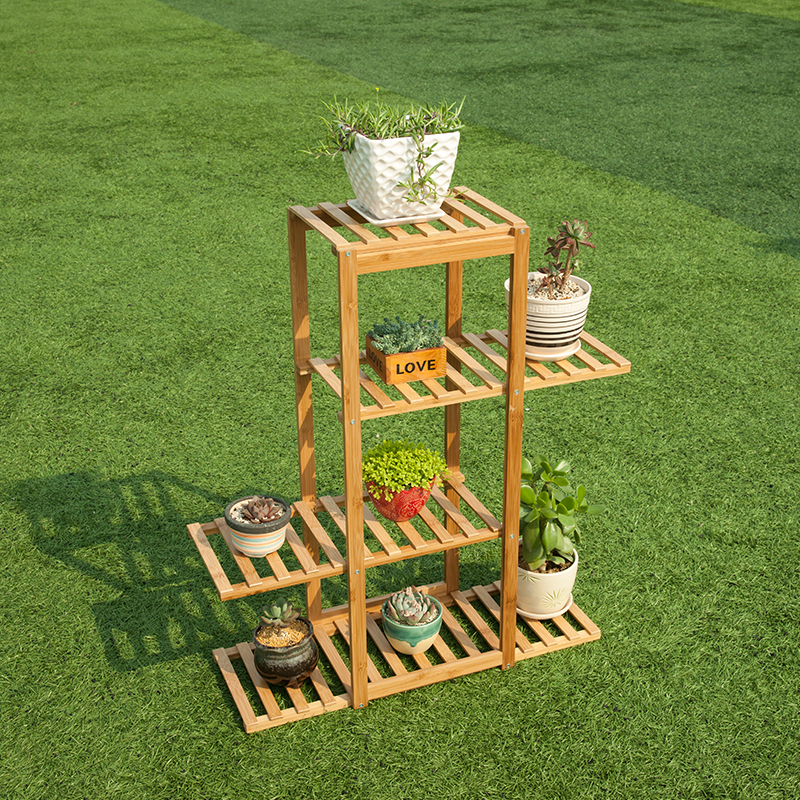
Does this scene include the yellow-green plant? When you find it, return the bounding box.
[362,439,449,500]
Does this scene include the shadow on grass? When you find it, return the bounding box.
[7,469,267,673]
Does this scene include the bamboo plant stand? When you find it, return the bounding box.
[188,187,630,732]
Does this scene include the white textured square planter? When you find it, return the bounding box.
[505,273,592,362]
[343,130,460,222]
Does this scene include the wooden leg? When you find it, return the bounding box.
[500,225,530,669]
[444,256,464,594]
[288,209,321,620]
[338,248,368,709]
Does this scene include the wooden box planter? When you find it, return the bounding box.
[365,335,447,385]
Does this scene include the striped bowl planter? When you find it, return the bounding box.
[223,496,291,558]
[505,274,592,362]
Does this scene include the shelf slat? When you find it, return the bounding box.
[430,486,480,538]
[296,498,347,568]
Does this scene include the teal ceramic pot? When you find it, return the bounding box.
[381,595,444,655]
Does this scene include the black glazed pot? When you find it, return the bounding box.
[252,617,319,687]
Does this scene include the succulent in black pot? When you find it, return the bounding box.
[252,597,319,687]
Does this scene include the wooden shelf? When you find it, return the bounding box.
[299,329,630,420]
[191,188,627,731]
[188,476,502,601]
[214,582,600,733]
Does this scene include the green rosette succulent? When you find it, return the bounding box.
[384,586,440,626]
[259,597,300,628]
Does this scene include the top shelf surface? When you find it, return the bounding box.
[289,186,526,274]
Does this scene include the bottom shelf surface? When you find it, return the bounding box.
[213,581,600,733]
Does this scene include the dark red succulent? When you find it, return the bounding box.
[539,219,596,298]
[241,496,284,524]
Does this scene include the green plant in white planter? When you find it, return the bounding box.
[516,454,605,619]
[306,97,464,223]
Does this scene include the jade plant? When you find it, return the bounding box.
[305,97,464,204]
[362,439,449,501]
[240,495,285,524]
[519,454,605,572]
[367,316,443,355]
[259,597,299,629]
[384,587,440,625]
[538,219,596,299]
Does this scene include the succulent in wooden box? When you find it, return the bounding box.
[366,316,443,355]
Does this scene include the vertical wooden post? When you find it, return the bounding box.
[337,247,369,710]
[500,223,529,669]
[288,208,321,621]
[444,250,463,595]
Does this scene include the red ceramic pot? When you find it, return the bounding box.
[365,481,433,523]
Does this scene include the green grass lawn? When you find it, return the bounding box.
[2,0,799,798]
